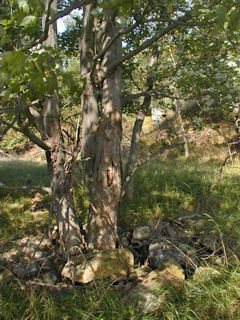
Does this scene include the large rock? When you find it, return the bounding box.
[148,242,183,268]
[132,226,152,245]
[61,248,134,284]
[141,259,185,289]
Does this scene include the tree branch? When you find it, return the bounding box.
[99,12,192,82]
[121,143,183,197]
[22,0,90,51]
[0,182,51,194]
[94,3,151,63]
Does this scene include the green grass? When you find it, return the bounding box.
[1,156,240,320]
[0,159,50,241]
[119,157,240,241]
[1,262,240,320]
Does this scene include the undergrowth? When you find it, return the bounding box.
[0,156,240,320]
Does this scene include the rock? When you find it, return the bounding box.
[43,272,58,284]
[141,259,185,289]
[39,238,52,250]
[132,226,151,245]
[0,269,14,284]
[193,267,220,281]
[33,251,48,260]
[2,248,20,263]
[124,260,184,314]
[26,261,39,278]
[201,236,220,251]
[127,288,161,314]
[13,263,26,279]
[19,237,29,247]
[148,242,184,268]
[13,261,39,279]
[61,248,134,284]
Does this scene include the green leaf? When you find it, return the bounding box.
[18,0,30,13]
[19,15,37,27]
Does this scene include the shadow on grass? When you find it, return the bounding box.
[0,159,50,241]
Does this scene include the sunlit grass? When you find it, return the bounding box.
[1,156,240,320]
[119,157,240,241]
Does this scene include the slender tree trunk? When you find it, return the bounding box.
[123,51,159,200]
[87,12,122,251]
[176,99,189,158]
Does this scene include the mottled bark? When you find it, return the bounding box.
[47,145,82,250]
[42,0,82,251]
[87,12,122,251]
[80,3,99,180]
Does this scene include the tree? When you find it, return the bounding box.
[0,0,85,252]
[1,0,240,253]
[79,0,240,251]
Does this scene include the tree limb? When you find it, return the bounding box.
[21,0,90,51]
[0,182,51,194]
[99,13,192,82]
[121,143,183,197]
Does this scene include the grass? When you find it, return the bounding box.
[1,262,240,320]
[1,155,240,319]
[119,157,240,241]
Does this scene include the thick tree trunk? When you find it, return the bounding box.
[80,3,99,181]
[87,12,122,251]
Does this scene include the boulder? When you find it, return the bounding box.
[141,259,185,289]
[132,226,151,245]
[148,242,184,268]
[61,248,134,284]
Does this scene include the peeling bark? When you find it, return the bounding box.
[87,11,122,251]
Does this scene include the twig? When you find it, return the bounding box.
[210,151,237,191]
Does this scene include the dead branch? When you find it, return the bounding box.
[210,151,237,191]
[0,183,51,195]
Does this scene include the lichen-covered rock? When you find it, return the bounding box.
[132,226,152,244]
[141,259,185,289]
[61,248,134,283]
[193,267,220,281]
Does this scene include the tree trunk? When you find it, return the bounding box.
[124,51,159,200]
[80,3,99,181]
[176,100,189,158]
[46,145,82,251]
[42,0,82,251]
[87,12,122,251]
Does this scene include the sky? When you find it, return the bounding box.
[57,18,66,33]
